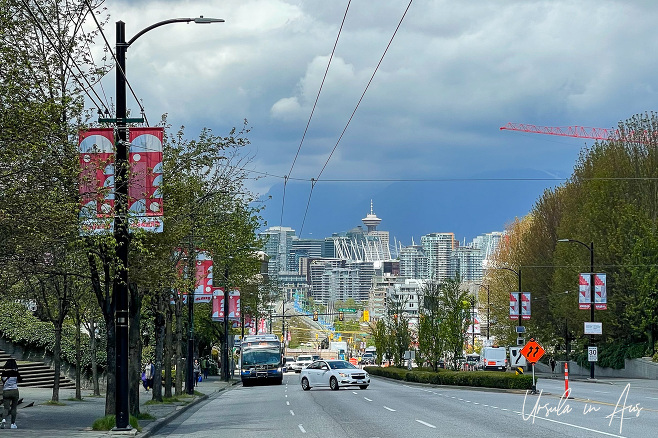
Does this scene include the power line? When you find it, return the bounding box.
[279,0,352,228]
[299,0,415,235]
[83,0,149,126]
[18,0,110,114]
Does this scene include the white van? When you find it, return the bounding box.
[480,347,507,371]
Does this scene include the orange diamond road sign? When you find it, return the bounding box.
[520,338,545,364]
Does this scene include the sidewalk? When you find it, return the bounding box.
[8,374,238,437]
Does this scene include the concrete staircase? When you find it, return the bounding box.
[0,349,75,389]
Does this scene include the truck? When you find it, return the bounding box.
[240,334,284,386]
[480,346,507,371]
[329,341,348,359]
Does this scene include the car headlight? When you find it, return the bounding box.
[365,373,369,378]
[339,372,348,378]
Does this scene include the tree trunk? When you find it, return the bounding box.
[129,283,142,417]
[88,317,100,396]
[175,299,184,396]
[52,325,62,402]
[152,291,166,402]
[75,306,82,400]
[104,315,116,415]
[164,303,173,398]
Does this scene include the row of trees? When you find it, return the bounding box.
[369,277,472,370]
[0,0,268,416]
[485,112,658,366]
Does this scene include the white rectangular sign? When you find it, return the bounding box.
[588,346,598,362]
[584,322,602,335]
[509,346,527,367]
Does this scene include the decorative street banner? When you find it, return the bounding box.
[128,128,163,232]
[467,311,481,335]
[195,252,213,302]
[211,288,241,321]
[78,128,115,234]
[579,273,592,309]
[579,273,607,310]
[78,127,164,234]
[509,292,531,320]
[594,273,607,310]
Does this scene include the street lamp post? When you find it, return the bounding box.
[497,267,522,329]
[558,238,595,379]
[476,284,490,341]
[113,16,223,430]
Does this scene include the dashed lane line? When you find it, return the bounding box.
[286,401,290,405]
[383,406,396,412]
[364,397,373,402]
[290,410,295,416]
[298,424,306,433]
[415,420,436,429]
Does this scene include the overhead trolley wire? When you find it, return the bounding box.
[18,0,111,115]
[279,0,353,228]
[83,0,150,126]
[298,0,415,235]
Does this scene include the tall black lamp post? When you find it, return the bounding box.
[113,16,223,430]
[476,284,490,340]
[558,238,595,379]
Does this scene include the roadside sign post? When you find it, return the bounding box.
[520,338,546,394]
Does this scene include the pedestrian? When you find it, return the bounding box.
[194,359,201,386]
[550,357,556,376]
[1,358,22,429]
[145,360,154,391]
[202,356,209,380]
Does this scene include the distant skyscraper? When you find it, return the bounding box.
[421,232,457,281]
[399,245,428,279]
[333,201,391,262]
[259,226,297,278]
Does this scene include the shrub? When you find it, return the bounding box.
[0,301,107,370]
[364,366,533,390]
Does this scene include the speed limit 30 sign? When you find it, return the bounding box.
[588,346,598,362]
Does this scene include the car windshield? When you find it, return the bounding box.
[328,361,356,370]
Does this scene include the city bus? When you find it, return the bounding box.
[240,334,284,386]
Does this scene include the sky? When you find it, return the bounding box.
[89,0,658,247]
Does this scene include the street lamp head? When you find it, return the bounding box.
[194,16,225,24]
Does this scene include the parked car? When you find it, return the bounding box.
[301,359,370,391]
[292,355,314,373]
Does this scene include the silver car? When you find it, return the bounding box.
[300,360,370,391]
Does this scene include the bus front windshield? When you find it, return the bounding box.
[242,348,281,366]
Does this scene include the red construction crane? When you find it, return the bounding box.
[499,122,622,141]
[500,122,658,144]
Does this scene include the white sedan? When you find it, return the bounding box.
[301,360,370,391]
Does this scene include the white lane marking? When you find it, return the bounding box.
[415,420,436,429]
[522,412,626,438]
[646,396,658,400]
[290,410,295,416]
[501,408,508,411]
[298,424,306,433]
[285,394,288,398]
[286,401,290,406]
[364,397,372,402]
[383,406,396,412]
[593,390,609,394]
[353,391,358,394]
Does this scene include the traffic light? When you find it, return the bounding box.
[393,313,398,321]
[363,310,370,322]
[315,333,319,340]
[313,311,318,321]
[338,311,344,321]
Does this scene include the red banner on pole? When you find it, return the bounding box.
[79,128,115,234]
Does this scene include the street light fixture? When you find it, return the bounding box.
[557,238,595,379]
[113,16,223,430]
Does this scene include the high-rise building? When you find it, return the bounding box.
[421,232,457,282]
[399,245,428,279]
[259,226,297,278]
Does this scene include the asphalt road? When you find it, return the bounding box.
[155,372,658,438]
